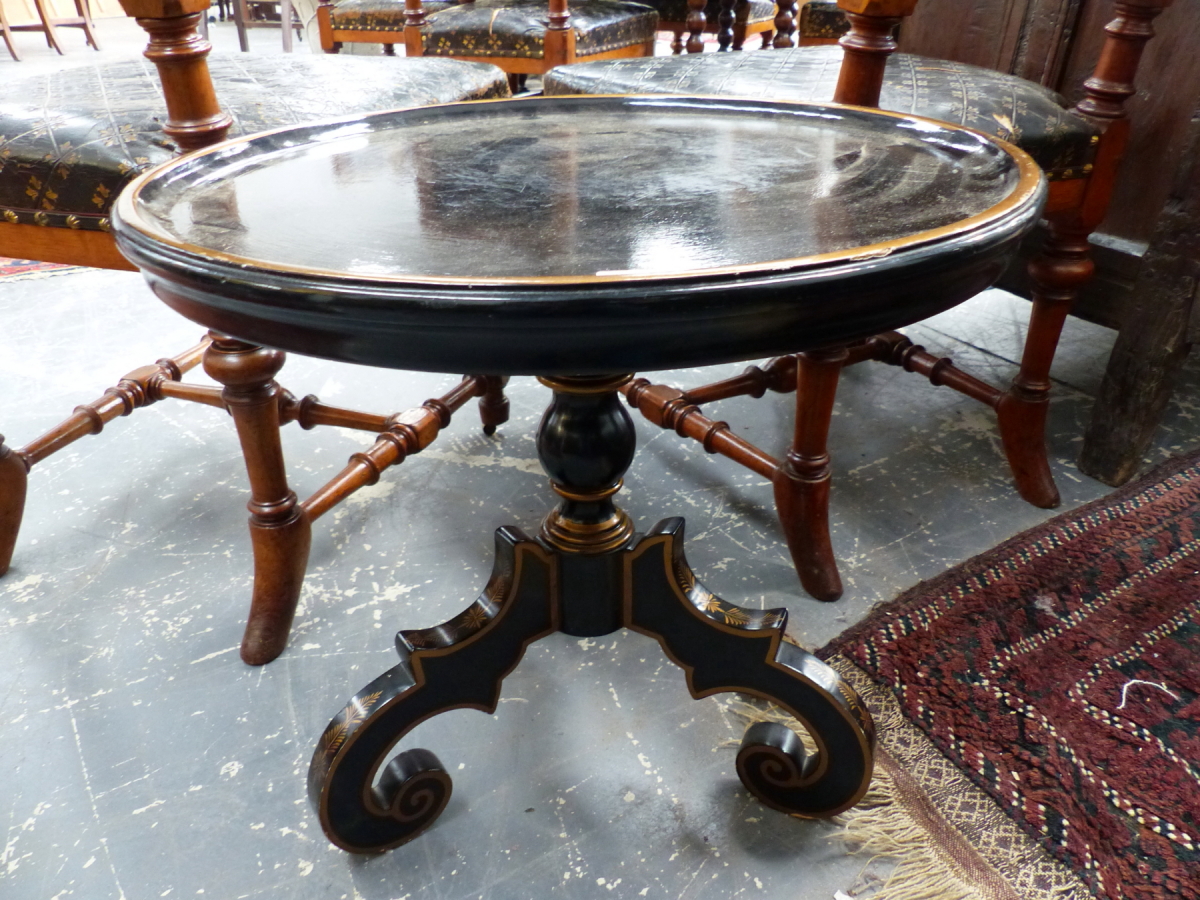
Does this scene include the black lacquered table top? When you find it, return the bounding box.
[113,95,1045,374]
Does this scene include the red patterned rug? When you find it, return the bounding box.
[820,450,1200,900]
[0,256,83,280]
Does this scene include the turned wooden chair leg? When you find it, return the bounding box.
[203,334,312,666]
[773,347,846,602]
[32,0,65,53]
[997,219,1093,510]
[0,437,29,576]
[476,376,510,436]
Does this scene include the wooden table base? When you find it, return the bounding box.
[308,376,876,853]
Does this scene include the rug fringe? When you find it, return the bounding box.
[837,770,979,900]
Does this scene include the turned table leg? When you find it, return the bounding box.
[309,375,874,852]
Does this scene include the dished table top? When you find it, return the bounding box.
[113,95,1045,375]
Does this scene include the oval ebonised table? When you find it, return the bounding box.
[112,95,1046,854]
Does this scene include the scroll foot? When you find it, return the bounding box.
[626,518,873,816]
[309,527,557,852]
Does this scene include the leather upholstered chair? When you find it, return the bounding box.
[544,0,1175,602]
[0,0,512,665]
[649,0,777,54]
[650,0,849,57]
[317,0,657,92]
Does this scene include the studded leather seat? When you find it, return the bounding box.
[799,0,847,40]
[327,0,455,30]
[0,53,509,235]
[544,45,1101,178]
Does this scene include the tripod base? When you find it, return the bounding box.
[309,518,874,853]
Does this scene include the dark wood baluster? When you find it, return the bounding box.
[1000,0,1174,508]
[685,0,706,52]
[772,0,797,48]
[717,0,736,50]
[832,0,918,107]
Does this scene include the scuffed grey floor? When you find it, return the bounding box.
[4,264,1200,900]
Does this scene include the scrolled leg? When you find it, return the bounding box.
[309,527,558,852]
[625,518,873,817]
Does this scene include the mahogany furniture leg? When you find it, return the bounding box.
[0,0,22,59]
[31,0,65,52]
[310,376,874,852]
[203,335,311,666]
[995,220,1092,508]
[997,0,1174,501]
[543,0,576,68]
[75,0,100,49]
[831,1,917,106]
[775,348,846,601]
[476,375,510,436]
[0,437,27,576]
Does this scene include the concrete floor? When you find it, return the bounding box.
[5,13,1200,900]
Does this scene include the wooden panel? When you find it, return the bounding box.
[898,0,1085,85]
[896,0,1031,73]
[0,222,135,270]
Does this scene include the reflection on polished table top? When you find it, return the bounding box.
[113,95,1045,375]
[111,95,1046,855]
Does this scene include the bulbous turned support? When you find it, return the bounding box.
[772,0,797,48]
[120,0,233,152]
[536,375,636,557]
[203,334,312,665]
[716,0,736,50]
[998,222,1094,509]
[832,0,919,107]
[774,348,847,602]
[1075,0,1173,122]
[685,0,706,52]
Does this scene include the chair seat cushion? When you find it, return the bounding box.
[421,0,658,60]
[0,53,509,233]
[329,0,456,30]
[544,45,1101,178]
[799,0,846,40]
[646,0,775,27]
